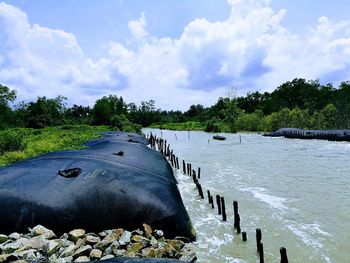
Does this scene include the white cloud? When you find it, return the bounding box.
[1,1,350,110]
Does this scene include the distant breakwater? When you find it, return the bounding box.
[263,128,350,142]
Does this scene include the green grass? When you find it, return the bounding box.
[149,121,204,131]
[0,125,110,167]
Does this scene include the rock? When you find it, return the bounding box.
[94,240,111,252]
[100,254,115,260]
[12,260,27,263]
[0,254,10,262]
[127,242,144,253]
[149,236,158,247]
[141,247,161,258]
[166,239,185,252]
[131,229,144,236]
[102,229,123,244]
[56,256,74,263]
[32,225,56,239]
[98,231,107,238]
[159,243,177,257]
[75,238,86,248]
[27,235,48,249]
[49,254,58,262]
[69,229,85,242]
[1,238,29,254]
[179,243,197,262]
[45,239,61,256]
[124,250,137,257]
[0,234,8,244]
[74,256,90,262]
[60,233,69,240]
[59,244,76,258]
[154,230,164,238]
[143,224,153,238]
[85,235,101,244]
[12,249,37,259]
[89,248,102,259]
[131,235,150,246]
[102,240,119,256]
[73,245,92,258]
[113,249,126,257]
[9,232,21,240]
[119,231,131,246]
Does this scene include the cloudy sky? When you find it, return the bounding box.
[1,0,350,110]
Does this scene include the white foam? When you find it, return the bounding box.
[241,187,289,211]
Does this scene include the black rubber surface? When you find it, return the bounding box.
[0,132,195,241]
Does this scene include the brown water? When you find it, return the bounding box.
[144,128,350,263]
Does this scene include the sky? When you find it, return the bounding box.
[1,0,350,110]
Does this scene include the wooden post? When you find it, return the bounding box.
[233,201,238,228]
[216,195,221,215]
[188,130,190,139]
[176,157,179,169]
[221,197,227,221]
[209,196,214,209]
[175,134,177,140]
[236,214,241,234]
[170,154,174,167]
[207,190,211,204]
[256,228,262,252]
[187,163,189,175]
[239,135,242,143]
[189,164,192,176]
[183,160,186,174]
[198,167,201,179]
[197,183,204,199]
[192,172,197,184]
[259,243,264,263]
[242,232,247,242]
[280,247,288,263]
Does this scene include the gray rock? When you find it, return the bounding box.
[59,244,76,258]
[154,230,164,238]
[56,256,74,263]
[9,232,21,240]
[69,229,85,242]
[60,233,69,240]
[74,255,90,262]
[85,235,101,244]
[98,231,107,237]
[1,238,29,254]
[119,231,131,246]
[27,235,48,249]
[32,225,56,239]
[12,248,37,259]
[73,245,92,258]
[113,249,126,257]
[179,243,197,262]
[94,240,110,252]
[141,247,161,258]
[45,239,61,256]
[100,254,115,260]
[150,236,158,247]
[102,228,123,244]
[89,248,102,259]
[102,240,119,256]
[143,224,153,238]
[0,234,8,244]
[75,238,86,248]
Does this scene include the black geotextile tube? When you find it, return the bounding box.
[95,258,186,263]
[0,132,196,241]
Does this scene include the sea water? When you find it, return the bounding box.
[143,128,350,263]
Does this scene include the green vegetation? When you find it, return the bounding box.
[0,125,109,167]
[150,121,204,131]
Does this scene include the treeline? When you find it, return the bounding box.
[1,78,350,133]
[153,78,350,132]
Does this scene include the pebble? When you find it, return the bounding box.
[0,225,196,262]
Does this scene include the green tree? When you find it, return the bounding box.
[0,85,17,130]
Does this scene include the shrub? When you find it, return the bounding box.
[0,129,26,153]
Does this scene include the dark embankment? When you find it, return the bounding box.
[263,128,350,142]
[0,132,195,241]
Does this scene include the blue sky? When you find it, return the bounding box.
[1,0,350,110]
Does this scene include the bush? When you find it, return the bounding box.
[0,129,27,154]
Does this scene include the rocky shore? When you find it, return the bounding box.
[0,224,196,263]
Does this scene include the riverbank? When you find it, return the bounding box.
[0,224,196,262]
[0,125,110,167]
